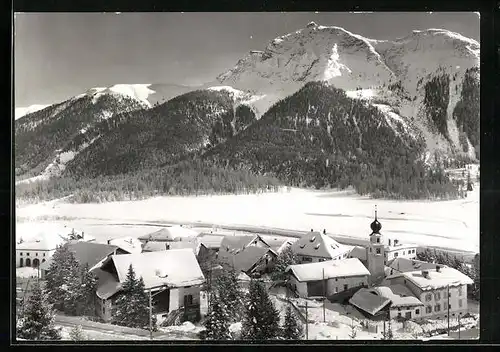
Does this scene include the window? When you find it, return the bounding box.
[434,292,441,300]
[103,306,105,314]
[43,253,46,257]
[394,252,398,258]
[184,294,193,306]
[36,253,38,256]
[376,238,380,243]
[434,304,441,312]
[448,304,451,309]
[376,248,381,254]
[19,258,23,267]
[42,259,45,263]
[20,252,23,256]
[335,278,338,282]
[303,257,312,263]
[318,258,325,262]
[344,284,348,291]
[26,253,30,256]
[458,286,463,296]
[369,248,372,253]
[425,294,432,302]
[416,309,420,315]
[335,287,338,293]
[398,307,401,311]
[398,312,402,317]
[458,300,463,308]
[426,306,432,314]
[403,251,405,255]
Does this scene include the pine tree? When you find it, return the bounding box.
[282,304,303,340]
[76,264,98,316]
[17,280,62,340]
[69,325,86,341]
[203,293,231,340]
[45,244,81,314]
[349,319,357,339]
[271,246,298,282]
[241,279,281,341]
[215,267,243,322]
[111,265,153,329]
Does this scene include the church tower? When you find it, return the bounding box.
[367,206,385,284]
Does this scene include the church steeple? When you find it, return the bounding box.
[370,205,382,234]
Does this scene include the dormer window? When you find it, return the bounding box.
[310,236,316,242]
[299,244,305,249]
[314,244,320,250]
[376,238,380,243]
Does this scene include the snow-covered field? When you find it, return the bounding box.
[16,185,479,254]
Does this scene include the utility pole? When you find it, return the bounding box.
[305,301,309,340]
[447,285,450,336]
[322,268,326,323]
[149,289,153,340]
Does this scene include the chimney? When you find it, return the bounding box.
[82,232,84,239]
[107,239,111,245]
[311,229,314,232]
[436,265,441,272]
[323,229,326,235]
[422,270,429,278]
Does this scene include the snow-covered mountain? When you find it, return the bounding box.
[15,85,150,181]
[15,104,51,120]
[217,22,480,159]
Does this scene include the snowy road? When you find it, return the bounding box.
[54,315,199,341]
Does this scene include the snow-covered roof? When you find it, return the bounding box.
[385,242,418,251]
[220,234,261,252]
[16,236,64,251]
[401,267,473,291]
[196,234,225,249]
[66,241,118,269]
[386,258,443,278]
[142,241,168,252]
[286,258,370,282]
[105,249,204,291]
[167,241,199,254]
[371,285,424,308]
[95,268,122,300]
[237,271,252,282]
[349,288,391,316]
[107,237,143,254]
[348,246,367,261]
[138,226,199,242]
[290,232,350,259]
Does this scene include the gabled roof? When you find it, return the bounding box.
[231,246,276,273]
[138,226,199,242]
[94,249,205,295]
[67,241,119,269]
[95,268,122,300]
[371,285,424,307]
[108,237,143,254]
[401,267,474,291]
[349,288,391,316]
[286,258,370,282]
[290,232,349,259]
[386,258,444,278]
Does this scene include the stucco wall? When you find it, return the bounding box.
[16,249,53,268]
[326,275,369,296]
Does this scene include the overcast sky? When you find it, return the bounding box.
[14,12,480,107]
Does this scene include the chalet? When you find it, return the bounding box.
[230,246,278,277]
[290,231,351,264]
[39,241,123,279]
[92,249,205,324]
[138,226,199,243]
[285,258,370,299]
[350,285,424,321]
[384,266,473,319]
